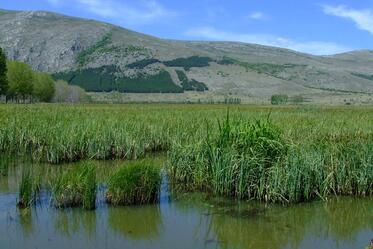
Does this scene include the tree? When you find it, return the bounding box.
[0,47,8,97]
[7,61,34,102]
[52,80,70,102]
[52,80,90,103]
[32,72,55,102]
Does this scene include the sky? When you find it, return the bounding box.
[2,0,373,55]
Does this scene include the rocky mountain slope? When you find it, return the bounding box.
[1,9,373,96]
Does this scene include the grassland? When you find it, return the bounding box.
[0,104,372,204]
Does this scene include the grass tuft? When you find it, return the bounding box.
[52,162,96,209]
[106,160,161,206]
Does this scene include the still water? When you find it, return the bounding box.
[0,159,372,249]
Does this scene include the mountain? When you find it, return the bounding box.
[1,9,373,98]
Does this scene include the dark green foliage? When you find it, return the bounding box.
[53,65,118,92]
[126,59,160,69]
[54,67,183,93]
[271,94,289,105]
[164,56,213,70]
[106,160,161,206]
[176,70,208,91]
[117,71,183,93]
[76,33,112,67]
[351,72,373,81]
[52,163,97,209]
[216,57,236,65]
[217,56,302,77]
[0,47,8,96]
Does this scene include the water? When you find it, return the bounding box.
[0,158,372,249]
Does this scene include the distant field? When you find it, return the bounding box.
[88,91,373,106]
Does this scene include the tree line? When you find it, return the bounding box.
[0,47,89,103]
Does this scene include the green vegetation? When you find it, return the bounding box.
[53,80,90,103]
[52,163,96,209]
[17,168,40,208]
[116,71,183,93]
[1,59,56,103]
[176,70,208,91]
[126,59,160,69]
[0,47,8,97]
[351,72,373,81]
[54,67,183,93]
[7,61,34,102]
[271,94,289,105]
[32,72,55,102]
[0,104,372,204]
[164,56,213,70]
[169,114,373,203]
[217,56,303,77]
[76,33,112,67]
[106,160,161,205]
[53,65,117,92]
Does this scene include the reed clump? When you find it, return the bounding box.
[17,168,41,208]
[106,160,161,205]
[52,163,96,209]
[169,115,373,203]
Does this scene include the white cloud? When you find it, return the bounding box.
[46,0,177,25]
[184,27,351,55]
[322,5,373,35]
[247,11,267,20]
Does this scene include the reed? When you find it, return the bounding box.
[52,162,96,209]
[106,160,161,205]
[169,114,373,203]
[17,168,41,208]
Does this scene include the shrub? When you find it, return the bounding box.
[271,94,288,105]
[106,160,161,205]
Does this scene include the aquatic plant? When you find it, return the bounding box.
[169,114,373,203]
[52,163,96,209]
[106,160,161,205]
[17,168,41,208]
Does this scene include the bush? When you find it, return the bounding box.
[271,94,288,105]
[106,160,161,206]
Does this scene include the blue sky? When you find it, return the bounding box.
[2,0,373,55]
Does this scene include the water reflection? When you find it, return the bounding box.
[0,157,372,249]
[108,205,162,240]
